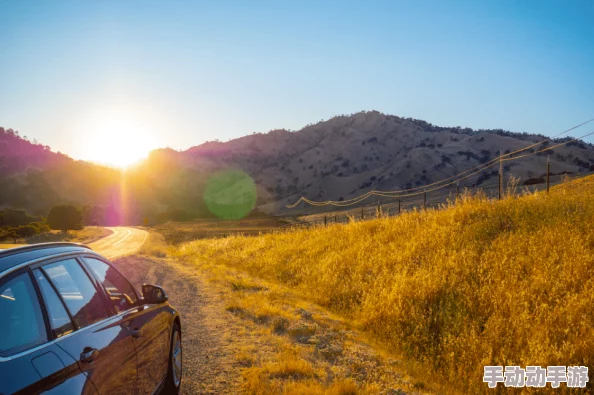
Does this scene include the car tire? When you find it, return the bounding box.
[163,322,182,394]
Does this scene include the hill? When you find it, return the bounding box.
[2,112,594,221]
[141,111,594,214]
[175,174,594,393]
[0,127,123,218]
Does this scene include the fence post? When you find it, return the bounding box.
[377,201,381,218]
[546,155,551,193]
[499,153,503,200]
[334,215,337,223]
[361,207,364,220]
[456,182,460,199]
[423,191,427,209]
[324,216,327,226]
[398,198,401,214]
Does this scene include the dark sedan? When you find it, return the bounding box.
[0,243,182,394]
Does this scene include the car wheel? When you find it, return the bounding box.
[163,322,182,394]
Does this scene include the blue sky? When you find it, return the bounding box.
[0,0,593,164]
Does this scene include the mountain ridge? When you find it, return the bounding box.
[2,111,594,220]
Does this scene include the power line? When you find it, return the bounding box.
[287,119,594,208]
[502,131,594,162]
[293,161,499,207]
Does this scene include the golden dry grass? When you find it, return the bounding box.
[242,348,362,395]
[176,175,594,393]
[0,243,25,249]
[0,226,112,248]
[153,217,290,244]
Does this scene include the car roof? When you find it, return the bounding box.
[0,243,92,275]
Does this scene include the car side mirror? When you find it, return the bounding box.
[142,284,168,304]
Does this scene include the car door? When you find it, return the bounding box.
[36,257,138,395]
[0,269,96,395]
[82,256,171,394]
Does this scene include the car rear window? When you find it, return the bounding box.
[33,269,75,338]
[42,259,109,329]
[0,272,48,356]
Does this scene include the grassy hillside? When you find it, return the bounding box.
[176,174,594,392]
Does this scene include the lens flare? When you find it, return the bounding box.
[203,169,257,220]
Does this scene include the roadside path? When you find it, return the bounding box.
[113,254,245,394]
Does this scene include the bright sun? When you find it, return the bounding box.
[81,110,157,168]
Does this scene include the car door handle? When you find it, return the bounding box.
[80,347,98,364]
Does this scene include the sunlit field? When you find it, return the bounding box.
[153,217,290,245]
[176,175,594,393]
[0,226,112,249]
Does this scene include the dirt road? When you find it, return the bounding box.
[89,227,148,259]
[114,254,246,394]
[87,229,243,393]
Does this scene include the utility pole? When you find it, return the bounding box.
[499,152,503,200]
[546,155,551,193]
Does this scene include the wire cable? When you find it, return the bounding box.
[287,120,594,208]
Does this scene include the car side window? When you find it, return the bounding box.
[83,257,138,314]
[42,259,109,329]
[0,272,48,356]
[33,269,75,338]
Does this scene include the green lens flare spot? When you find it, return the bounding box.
[203,169,257,220]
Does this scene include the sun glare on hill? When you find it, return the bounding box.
[78,108,158,168]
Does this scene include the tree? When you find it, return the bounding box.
[0,209,42,227]
[47,205,83,233]
[16,225,37,239]
[29,222,50,234]
[81,205,106,226]
[1,228,18,244]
